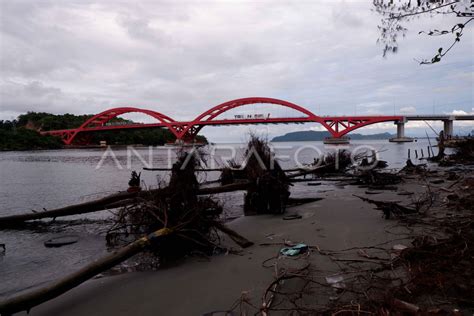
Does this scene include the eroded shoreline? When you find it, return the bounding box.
[14,162,473,315]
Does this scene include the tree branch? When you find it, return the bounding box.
[388,1,460,20]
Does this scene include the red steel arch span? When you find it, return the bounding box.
[44,107,178,145]
[41,98,403,145]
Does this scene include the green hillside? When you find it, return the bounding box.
[1,112,206,151]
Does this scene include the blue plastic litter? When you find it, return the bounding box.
[280,243,308,256]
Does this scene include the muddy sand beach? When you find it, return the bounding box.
[16,172,463,316]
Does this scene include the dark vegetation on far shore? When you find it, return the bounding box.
[0,121,63,151]
[0,112,207,151]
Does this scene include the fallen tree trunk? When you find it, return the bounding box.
[0,223,252,314]
[0,190,148,227]
[0,227,173,315]
[0,223,254,314]
[0,182,252,227]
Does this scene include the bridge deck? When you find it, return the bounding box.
[405,115,474,121]
[38,96,473,145]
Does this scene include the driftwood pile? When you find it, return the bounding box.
[447,137,474,163]
[216,135,292,215]
[430,134,474,165]
[395,227,474,308]
[382,180,474,312]
[106,151,224,260]
[299,149,352,175]
[400,158,427,174]
[233,165,473,314]
[0,150,254,315]
[219,159,246,185]
[355,169,402,188]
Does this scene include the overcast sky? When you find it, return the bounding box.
[0,0,472,141]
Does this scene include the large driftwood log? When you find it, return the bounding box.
[0,227,173,315]
[0,182,251,227]
[0,190,146,227]
[0,223,255,314]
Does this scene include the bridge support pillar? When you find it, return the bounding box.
[397,122,405,138]
[443,119,454,138]
[389,119,413,143]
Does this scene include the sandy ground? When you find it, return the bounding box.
[14,179,431,316]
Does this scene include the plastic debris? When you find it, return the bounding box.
[280,243,308,256]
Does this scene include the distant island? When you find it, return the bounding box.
[271,131,395,142]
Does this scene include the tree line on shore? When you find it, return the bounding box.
[0,112,206,151]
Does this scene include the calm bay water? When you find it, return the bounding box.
[0,140,434,297]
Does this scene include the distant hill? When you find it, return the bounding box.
[1,112,207,150]
[271,131,394,142]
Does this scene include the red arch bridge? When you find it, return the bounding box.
[41,97,472,145]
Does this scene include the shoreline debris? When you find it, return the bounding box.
[126,171,141,193]
[44,235,79,248]
[354,194,418,219]
[0,149,254,314]
[280,243,308,256]
[241,135,290,215]
[0,227,174,315]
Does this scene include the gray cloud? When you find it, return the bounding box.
[0,0,472,141]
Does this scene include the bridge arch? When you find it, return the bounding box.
[66,107,178,145]
[321,116,403,138]
[194,97,319,122]
[79,107,176,129]
[180,97,321,139]
[42,99,406,145]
